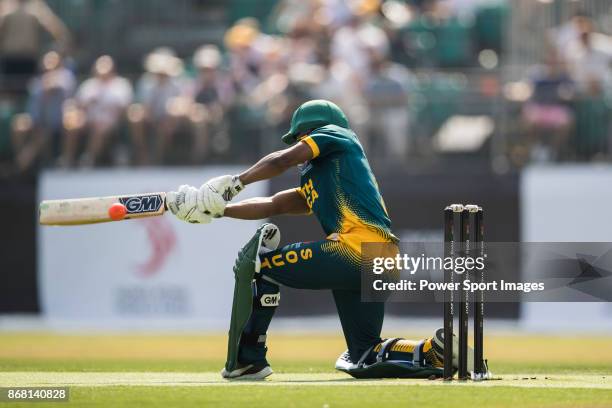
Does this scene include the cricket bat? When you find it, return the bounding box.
[39,192,167,226]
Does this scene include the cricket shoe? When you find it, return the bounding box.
[335,350,357,371]
[221,363,273,380]
[430,327,473,371]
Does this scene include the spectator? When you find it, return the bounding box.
[127,47,186,165]
[550,8,590,58]
[249,36,290,124]
[564,19,612,96]
[311,54,369,151]
[189,44,235,161]
[0,0,71,94]
[272,0,319,35]
[11,50,74,172]
[521,50,575,162]
[363,50,412,162]
[60,55,132,167]
[225,18,290,160]
[224,18,265,96]
[562,20,612,160]
[324,2,391,151]
[330,2,389,87]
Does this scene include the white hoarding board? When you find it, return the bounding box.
[38,168,269,330]
[521,165,612,332]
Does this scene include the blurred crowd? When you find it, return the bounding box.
[0,0,611,175]
[507,10,612,165]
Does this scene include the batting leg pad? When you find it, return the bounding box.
[236,278,280,365]
[225,224,279,373]
[335,338,444,379]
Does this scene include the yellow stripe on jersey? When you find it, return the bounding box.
[321,240,361,266]
[295,186,306,199]
[294,187,313,215]
[301,136,320,158]
[331,201,395,255]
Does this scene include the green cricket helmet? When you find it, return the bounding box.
[282,100,349,144]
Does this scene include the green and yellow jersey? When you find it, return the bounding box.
[296,125,399,259]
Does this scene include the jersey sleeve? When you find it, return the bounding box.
[301,132,351,159]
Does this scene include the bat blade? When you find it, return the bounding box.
[39,192,167,226]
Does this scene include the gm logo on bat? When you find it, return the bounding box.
[119,194,163,214]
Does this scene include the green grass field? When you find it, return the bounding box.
[0,332,611,407]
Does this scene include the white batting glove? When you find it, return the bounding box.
[185,207,212,224]
[208,175,245,202]
[167,185,211,224]
[197,175,245,218]
[167,185,190,220]
[197,183,226,217]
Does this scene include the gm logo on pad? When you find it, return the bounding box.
[119,194,163,214]
[260,293,280,307]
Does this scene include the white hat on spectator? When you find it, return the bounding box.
[144,47,184,76]
[194,45,222,69]
[358,23,390,57]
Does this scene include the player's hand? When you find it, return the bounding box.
[167,185,211,224]
[207,175,245,202]
[197,182,227,218]
[197,175,244,218]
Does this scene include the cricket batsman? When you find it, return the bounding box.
[166,100,467,379]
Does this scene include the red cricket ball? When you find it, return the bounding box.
[108,203,127,221]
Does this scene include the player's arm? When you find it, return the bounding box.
[224,188,309,220]
[167,141,313,223]
[238,141,313,185]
